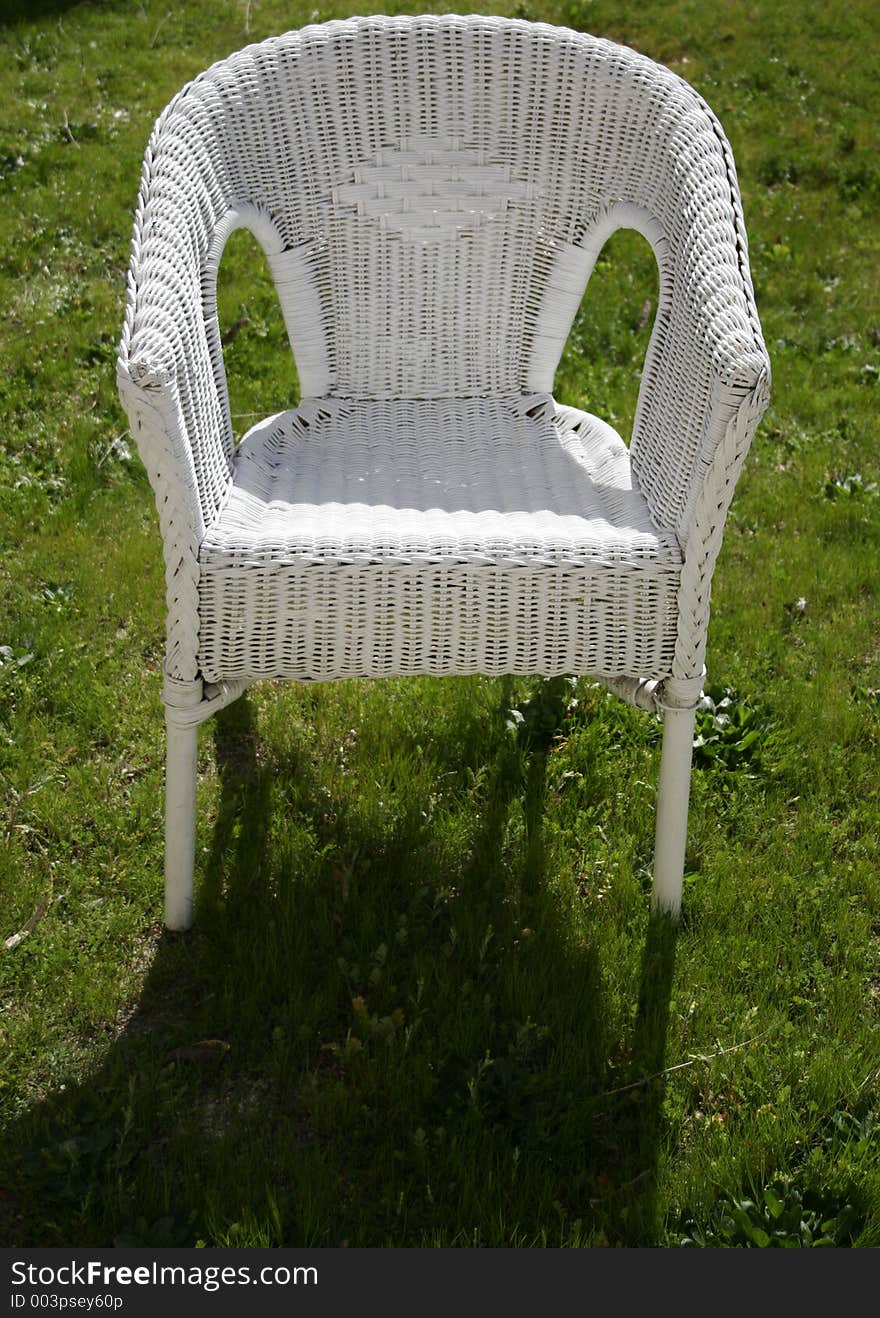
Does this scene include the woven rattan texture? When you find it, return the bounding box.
[117,14,770,695]
[197,398,682,681]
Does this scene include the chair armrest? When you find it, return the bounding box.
[117,242,235,685]
[626,97,771,546]
[618,90,771,683]
[631,254,770,549]
[117,279,234,548]
[117,359,219,685]
[116,97,240,683]
[117,94,237,546]
[117,359,210,545]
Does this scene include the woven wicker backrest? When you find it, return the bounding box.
[125,14,764,534]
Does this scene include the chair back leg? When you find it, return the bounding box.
[652,704,697,917]
[164,719,198,930]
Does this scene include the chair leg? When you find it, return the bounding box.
[652,703,697,917]
[164,719,198,931]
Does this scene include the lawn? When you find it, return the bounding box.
[1,0,878,1247]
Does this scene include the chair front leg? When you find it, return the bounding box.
[164,717,199,930]
[652,703,697,917]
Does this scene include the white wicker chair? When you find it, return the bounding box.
[117,14,770,930]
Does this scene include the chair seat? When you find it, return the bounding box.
[197,396,683,683]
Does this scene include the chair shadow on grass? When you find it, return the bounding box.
[3,686,679,1248]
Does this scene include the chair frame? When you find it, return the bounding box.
[117,16,770,930]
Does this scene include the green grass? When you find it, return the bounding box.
[1,0,879,1248]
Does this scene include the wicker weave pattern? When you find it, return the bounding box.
[197,398,682,682]
[118,13,769,697]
